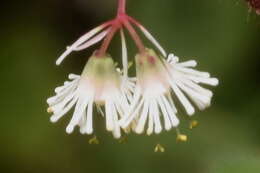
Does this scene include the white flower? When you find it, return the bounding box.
[165,53,219,115]
[119,49,218,135]
[47,56,134,139]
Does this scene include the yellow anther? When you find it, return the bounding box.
[189,120,199,129]
[89,136,99,145]
[47,107,53,114]
[154,144,165,153]
[176,134,188,142]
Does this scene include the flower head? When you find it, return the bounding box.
[47,55,133,138]
[48,0,220,142]
[119,49,218,135]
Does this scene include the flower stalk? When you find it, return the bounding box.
[118,0,126,14]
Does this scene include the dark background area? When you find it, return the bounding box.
[1,0,260,173]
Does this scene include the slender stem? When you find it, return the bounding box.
[123,21,145,53]
[118,0,126,14]
[98,25,118,56]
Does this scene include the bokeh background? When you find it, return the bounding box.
[1,0,260,172]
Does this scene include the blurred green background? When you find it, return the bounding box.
[1,0,260,172]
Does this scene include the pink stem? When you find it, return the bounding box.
[98,24,119,56]
[118,0,126,14]
[123,20,145,53]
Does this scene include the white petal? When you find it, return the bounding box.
[105,100,114,131]
[167,54,179,63]
[146,100,154,135]
[186,76,219,86]
[51,91,76,114]
[48,80,78,106]
[169,80,195,115]
[161,96,179,127]
[68,74,80,80]
[85,99,94,134]
[79,109,87,134]
[50,96,78,123]
[174,66,210,78]
[119,87,142,128]
[135,100,149,134]
[66,97,89,134]
[175,80,212,110]
[177,60,197,67]
[180,78,213,97]
[157,97,172,130]
[151,99,162,134]
[111,102,121,139]
[166,93,178,113]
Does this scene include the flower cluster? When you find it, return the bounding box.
[47,0,218,140]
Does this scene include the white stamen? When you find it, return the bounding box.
[56,25,107,65]
[147,101,154,135]
[161,96,179,127]
[169,80,195,115]
[120,29,128,79]
[139,25,167,57]
[175,81,210,110]
[50,96,78,123]
[180,78,213,97]
[86,98,94,134]
[167,54,179,63]
[135,101,149,134]
[177,60,197,67]
[74,27,111,51]
[105,100,114,131]
[121,97,144,129]
[186,75,219,86]
[157,97,172,130]
[119,87,142,128]
[151,99,162,134]
[51,91,76,114]
[174,66,210,78]
[111,103,121,139]
[68,74,80,80]
[66,97,89,134]
[79,110,87,134]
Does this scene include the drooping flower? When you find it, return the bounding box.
[119,49,218,135]
[47,55,134,138]
[48,0,220,141]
